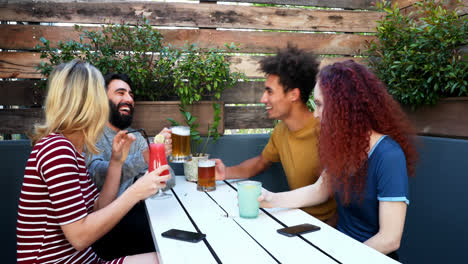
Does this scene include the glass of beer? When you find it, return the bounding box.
[170,126,191,163]
[197,159,216,192]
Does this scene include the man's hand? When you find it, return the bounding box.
[158,127,172,157]
[214,159,227,181]
[111,131,136,163]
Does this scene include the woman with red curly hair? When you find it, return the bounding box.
[260,60,417,260]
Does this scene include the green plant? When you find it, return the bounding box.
[167,43,245,155]
[365,0,468,106]
[36,18,246,146]
[36,18,177,101]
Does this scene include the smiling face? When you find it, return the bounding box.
[313,81,324,122]
[260,74,295,121]
[107,79,135,130]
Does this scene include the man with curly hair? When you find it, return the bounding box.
[259,60,417,260]
[214,45,337,226]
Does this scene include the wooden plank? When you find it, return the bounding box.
[460,45,468,57]
[221,81,264,104]
[229,55,264,78]
[399,0,468,16]
[395,0,467,13]
[0,108,44,135]
[201,0,377,10]
[0,102,226,135]
[229,55,367,78]
[0,105,275,134]
[454,0,468,14]
[0,79,263,106]
[0,80,45,106]
[0,2,384,32]
[391,0,418,9]
[0,52,43,79]
[402,97,468,139]
[8,0,378,10]
[0,24,376,55]
[225,105,274,129]
[5,100,468,137]
[0,51,366,79]
[133,101,224,136]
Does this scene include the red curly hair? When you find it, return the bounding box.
[317,60,418,204]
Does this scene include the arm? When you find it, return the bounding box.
[259,175,330,209]
[214,155,272,181]
[94,131,135,210]
[365,141,409,254]
[88,132,148,190]
[364,201,407,254]
[62,165,171,251]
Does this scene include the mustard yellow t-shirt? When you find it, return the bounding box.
[262,118,336,221]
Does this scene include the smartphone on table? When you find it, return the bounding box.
[277,223,321,237]
[161,229,206,243]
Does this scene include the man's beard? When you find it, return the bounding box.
[109,100,134,130]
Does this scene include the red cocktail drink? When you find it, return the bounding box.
[149,142,169,181]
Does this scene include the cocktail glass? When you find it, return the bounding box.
[149,142,172,199]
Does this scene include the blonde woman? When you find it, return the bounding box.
[17,60,168,264]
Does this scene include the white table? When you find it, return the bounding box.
[145,176,399,264]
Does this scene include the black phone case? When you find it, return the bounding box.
[161,229,206,243]
[277,224,321,237]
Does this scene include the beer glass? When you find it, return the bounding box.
[197,159,216,192]
[170,126,191,163]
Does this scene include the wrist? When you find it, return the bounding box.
[269,192,280,208]
[224,167,232,180]
[109,158,124,167]
[110,151,125,163]
[122,185,141,204]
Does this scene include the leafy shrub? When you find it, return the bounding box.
[37,19,176,101]
[168,43,245,153]
[366,0,468,106]
[36,17,246,145]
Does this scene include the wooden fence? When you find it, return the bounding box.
[0,0,465,137]
[396,0,467,16]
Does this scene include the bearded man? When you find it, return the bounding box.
[88,73,171,260]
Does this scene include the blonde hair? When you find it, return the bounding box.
[31,60,109,155]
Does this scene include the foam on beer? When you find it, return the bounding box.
[171,126,190,136]
[198,159,215,167]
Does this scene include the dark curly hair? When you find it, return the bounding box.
[259,44,319,104]
[104,72,133,90]
[318,60,418,204]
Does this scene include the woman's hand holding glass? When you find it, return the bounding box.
[258,188,275,208]
[129,165,172,201]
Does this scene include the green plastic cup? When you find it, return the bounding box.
[237,181,262,219]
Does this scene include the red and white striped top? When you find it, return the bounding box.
[17,133,125,264]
